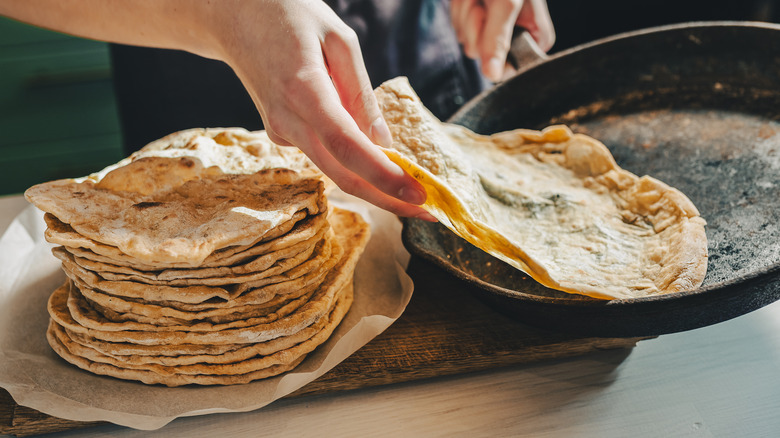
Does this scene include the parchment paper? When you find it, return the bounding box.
[0,192,413,430]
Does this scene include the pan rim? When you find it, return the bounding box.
[451,20,780,125]
[431,20,780,310]
[403,218,780,308]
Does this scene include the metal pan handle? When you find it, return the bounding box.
[505,28,548,73]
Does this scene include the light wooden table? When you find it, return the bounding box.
[3,193,780,437]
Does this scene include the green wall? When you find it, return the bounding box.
[0,17,124,196]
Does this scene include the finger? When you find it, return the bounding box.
[322,25,393,148]
[237,34,428,209]
[450,0,471,44]
[463,1,485,60]
[284,119,432,218]
[517,0,555,52]
[313,147,433,218]
[251,94,434,219]
[450,0,461,42]
[249,86,431,218]
[281,65,428,207]
[479,0,523,81]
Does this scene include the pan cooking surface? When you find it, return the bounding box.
[569,109,780,287]
[406,109,780,301]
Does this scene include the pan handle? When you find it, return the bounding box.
[505,28,548,74]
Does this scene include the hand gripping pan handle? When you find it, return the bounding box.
[506,28,549,73]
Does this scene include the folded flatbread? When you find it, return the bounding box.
[376,77,707,300]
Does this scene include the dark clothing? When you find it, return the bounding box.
[111,0,778,154]
[329,0,488,121]
[111,0,488,154]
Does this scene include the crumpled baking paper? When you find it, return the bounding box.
[0,192,413,430]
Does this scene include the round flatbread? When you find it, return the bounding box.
[47,209,370,345]
[26,157,327,265]
[45,211,329,270]
[46,283,353,386]
[56,230,330,285]
[376,77,708,300]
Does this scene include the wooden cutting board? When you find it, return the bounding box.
[0,257,646,436]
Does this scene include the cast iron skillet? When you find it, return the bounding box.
[401,22,780,337]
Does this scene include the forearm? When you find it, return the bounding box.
[0,0,228,59]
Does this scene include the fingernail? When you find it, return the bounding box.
[398,185,427,205]
[486,56,503,82]
[370,117,393,148]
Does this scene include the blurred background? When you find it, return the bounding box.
[0,0,776,196]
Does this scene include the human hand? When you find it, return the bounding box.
[0,0,432,219]
[213,0,435,220]
[451,0,555,82]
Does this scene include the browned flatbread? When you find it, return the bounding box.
[78,283,316,327]
[62,294,332,362]
[65,327,248,357]
[56,248,348,342]
[45,211,329,270]
[376,77,708,300]
[46,281,353,386]
[55,284,350,371]
[26,157,326,265]
[53,292,329,364]
[107,246,340,313]
[47,209,370,345]
[91,127,324,182]
[96,208,357,314]
[74,276,321,324]
[56,229,331,285]
[54,234,335,302]
[47,328,306,387]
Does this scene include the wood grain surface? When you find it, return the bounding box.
[0,257,645,436]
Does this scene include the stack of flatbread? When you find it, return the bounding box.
[24,128,370,386]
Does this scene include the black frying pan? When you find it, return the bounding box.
[401,22,780,337]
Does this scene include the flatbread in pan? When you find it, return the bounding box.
[376,77,707,300]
